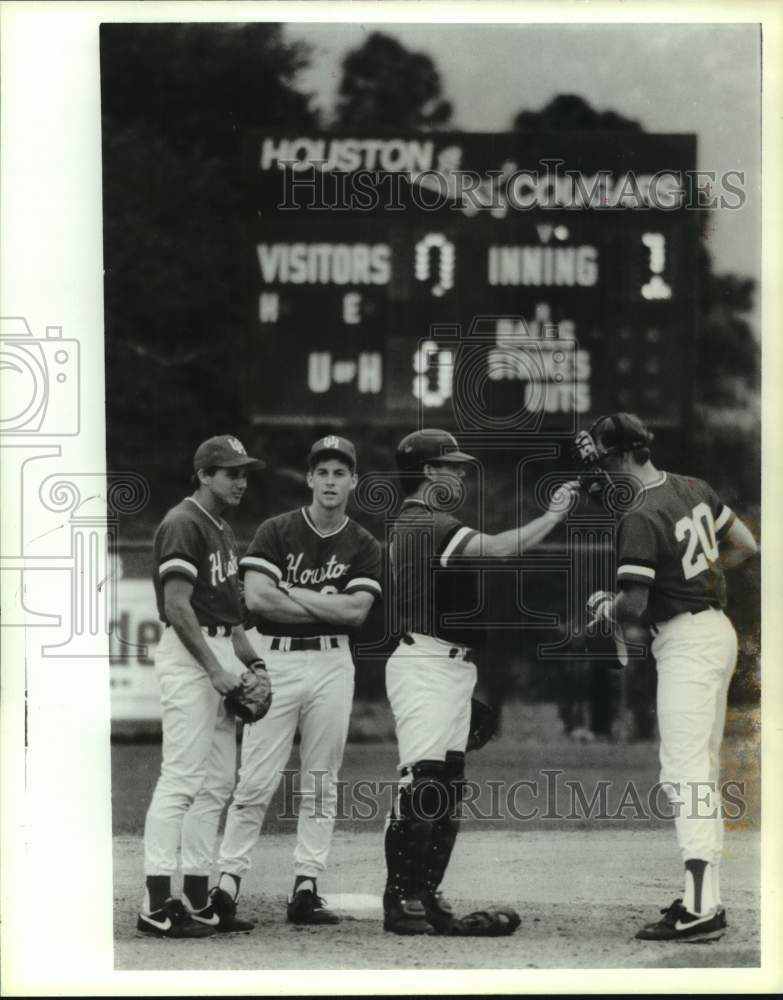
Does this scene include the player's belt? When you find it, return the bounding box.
[165,623,233,637]
[649,607,719,635]
[204,624,233,637]
[266,634,342,652]
[400,632,475,663]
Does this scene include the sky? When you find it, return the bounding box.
[285,22,761,293]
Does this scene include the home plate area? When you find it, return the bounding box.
[325,893,383,918]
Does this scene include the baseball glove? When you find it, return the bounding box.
[451,905,521,936]
[224,659,272,724]
[466,698,499,752]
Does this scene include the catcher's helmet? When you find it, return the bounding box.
[589,412,653,457]
[395,428,475,472]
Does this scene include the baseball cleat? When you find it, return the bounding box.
[136,897,217,938]
[189,887,255,933]
[635,898,726,942]
[287,887,340,925]
[420,890,456,934]
[383,893,434,935]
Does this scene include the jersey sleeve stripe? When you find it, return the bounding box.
[159,557,198,579]
[440,526,478,567]
[239,556,282,580]
[715,506,735,532]
[617,563,656,580]
[344,577,382,595]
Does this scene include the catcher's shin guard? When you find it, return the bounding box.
[422,752,465,895]
[384,760,451,900]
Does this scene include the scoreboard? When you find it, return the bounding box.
[246,132,698,430]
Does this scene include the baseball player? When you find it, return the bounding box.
[580,413,758,942]
[383,428,578,935]
[137,435,270,939]
[206,435,382,925]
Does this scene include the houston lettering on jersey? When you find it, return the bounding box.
[209,550,239,586]
[285,552,349,587]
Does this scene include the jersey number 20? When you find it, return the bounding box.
[675,502,719,580]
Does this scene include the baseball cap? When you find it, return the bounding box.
[590,413,653,455]
[396,429,476,471]
[193,435,266,472]
[309,434,357,470]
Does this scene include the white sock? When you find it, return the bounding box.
[710,860,722,907]
[219,873,240,901]
[142,888,151,915]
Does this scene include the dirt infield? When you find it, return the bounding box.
[114,828,759,970]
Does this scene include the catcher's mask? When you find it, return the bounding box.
[573,413,653,498]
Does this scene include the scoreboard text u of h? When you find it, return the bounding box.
[246,131,698,431]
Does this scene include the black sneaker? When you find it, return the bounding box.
[136,897,216,938]
[420,890,456,934]
[189,887,256,933]
[383,892,433,935]
[635,898,725,942]
[286,887,339,925]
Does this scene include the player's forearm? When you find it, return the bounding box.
[718,537,759,570]
[485,511,562,557]
[718,517,759,570]
[287,587,369,627]
[245,586,319,623]
[230,625,264,667]
[165,600,224,678]
[612,588,649,624]
[719,549,752,571]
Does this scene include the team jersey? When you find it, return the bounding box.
[616,471,736,623]
[389,498,482,648]
[152,497,241,626]
[239,507,382,637]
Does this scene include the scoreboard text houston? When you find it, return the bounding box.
[247,132,698,430]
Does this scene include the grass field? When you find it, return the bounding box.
[112,701,760,970]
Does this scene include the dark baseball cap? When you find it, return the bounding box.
[396,429,476,471]
[193,435,265,472]
[590,413,653,455]
[309,435,357,470]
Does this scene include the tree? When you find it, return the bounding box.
[334,31,452,129]
[513,94,642,133]
[101,24,319,504]
[101,23,316,145]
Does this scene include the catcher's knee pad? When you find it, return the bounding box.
[406,759,451,823]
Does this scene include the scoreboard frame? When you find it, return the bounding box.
[244,130,699,433]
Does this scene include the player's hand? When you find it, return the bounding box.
[586,590,615,630]
[547,480,579,520]
[242,667,271,701]
[210,667,241,696]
